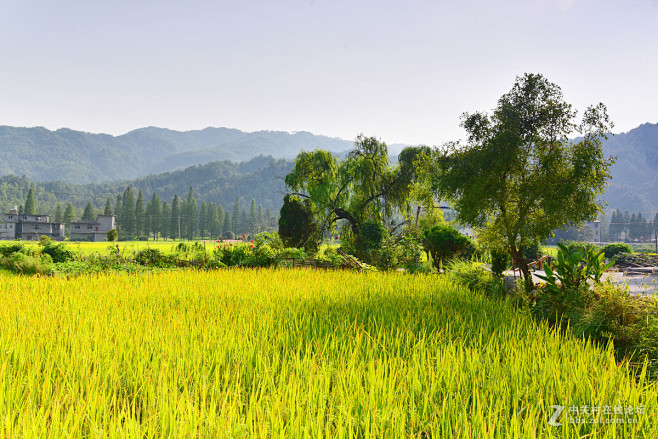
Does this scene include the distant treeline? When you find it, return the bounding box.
[12,186,278,241]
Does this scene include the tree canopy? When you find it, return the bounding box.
[283,135,428,248]
[420,73,615,290]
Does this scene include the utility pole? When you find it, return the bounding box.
[655,228,657,253]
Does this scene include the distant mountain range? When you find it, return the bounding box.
[0,123,656,214]
[0,126,353,183]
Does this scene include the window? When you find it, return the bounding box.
[87,225,93,230]
[74,225,80,229]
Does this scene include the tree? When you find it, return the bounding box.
[216,204,225,237]
[161,202,171,241]
[223,211,232,238]
[283,135,426,249]
[170,195,181,241]
[104,198,113,216]
[279,195,317,250]
[114,194,123,228]
[121,187,136,236]
[248,199,257,234]
[135,190,146,237]
[63,203,76,237]
[232,197,240,236]
[421,224,471,270]
[421,73,614,291]
[82,202,95,221]
[183,187,197,240]
[24,189,37,215]
[54,203,63,224]
[199,200,208,239]
[107,229,118,243]
[146,192,162,240]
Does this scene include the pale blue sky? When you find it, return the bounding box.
[1,0,656,145]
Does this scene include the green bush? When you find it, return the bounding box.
[213,244,251,267]
[0,243,25,257]
[41,242,76,263]
[522,241,542,260]
[602,243,632,258]
[243,244,278,267]
[490,248,510,277]
[7,252,53,275]
[135,248,176,267]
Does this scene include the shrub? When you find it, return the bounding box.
[602,243,632,258]
[213,244,251,267]
[522,241,542,260]
[243,244,278,267]
[490,248,510,277]
[421,225,470,269]
[0,243,25,257]
[41,242,76,263]
[135,248,176,267]
[7,252,53,275]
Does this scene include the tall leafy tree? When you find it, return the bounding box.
[104,198,113,216]
[257,205,264,233]
[232,197,240,236]
[248,199,257,234]
[284,135,426,247]
[24,189,36,215]
[420,73,614,291]
[216,204,225,237]
[161,202,171,241]
[114,194,123,228]
[146,192,162,240]
[223,211,232,237]
[82,202,95,221]
[199,200,208,239]
[240,208,249,237]
[135,190,146,237]
[170,195,181,241]
[121,187,136,236]
[54,203,63,224]
[183,187,197,240]
[63,203,76,237]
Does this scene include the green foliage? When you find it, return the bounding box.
[0,243,25,258]
[134,249,177,267]
[41,242,76,264]
[490,248,510,277]
[106,229,118,242]
[284,136,426,250]
[358,220,386,250]
[603,242,632,258]
[421,224,470,269]
[278,195,318,253]
[522,241,542,260]
[420,73,615,291]
[5,252,53,275]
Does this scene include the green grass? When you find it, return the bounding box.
[1,239,214,256]
[0,269,656,437]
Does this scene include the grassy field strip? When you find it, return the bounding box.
[0,269,656,437]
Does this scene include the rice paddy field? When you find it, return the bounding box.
[0,269,656,437]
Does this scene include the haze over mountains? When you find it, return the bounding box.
[0,123,656,214]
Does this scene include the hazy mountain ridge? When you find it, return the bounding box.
[601,122,658,212]
[0,125,352,183]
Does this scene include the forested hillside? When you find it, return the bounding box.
[600,122,658,212]
[0,156,292,217]
[0,126,348,183]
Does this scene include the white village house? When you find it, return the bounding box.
[69,215,116,242]
[0,208,66,241]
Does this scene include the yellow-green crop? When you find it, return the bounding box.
[0,269,655,437]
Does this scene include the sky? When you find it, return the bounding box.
[1,0,657,146]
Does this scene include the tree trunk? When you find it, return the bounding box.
[333,208,360,235]
[510,244,533,292]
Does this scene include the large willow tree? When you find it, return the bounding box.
[282,135,427,248]
[421,73,615,291]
